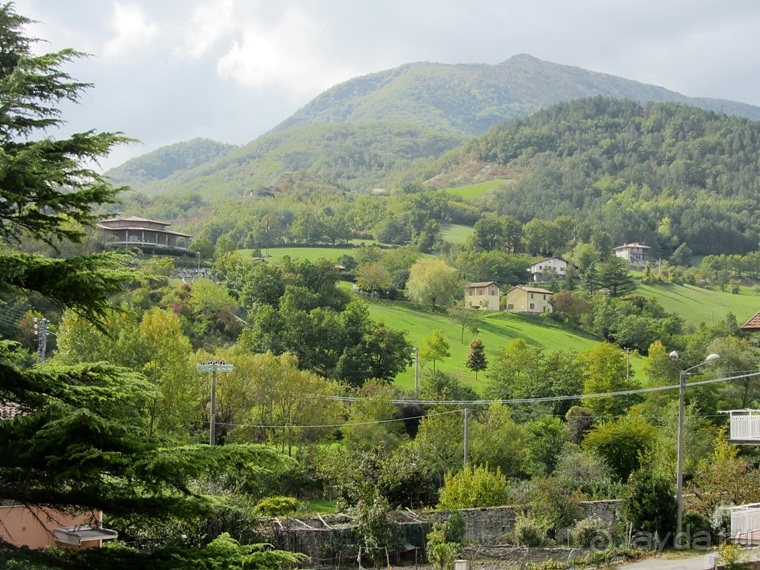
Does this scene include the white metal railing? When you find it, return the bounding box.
[731,503,760,537]
[722,410,760,441]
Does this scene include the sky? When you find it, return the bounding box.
[16,0,760,170]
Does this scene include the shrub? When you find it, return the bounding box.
[426,528,458,570]
[441,510,466,544]
[438,465,509,509]
[572,516,610,548]
[254,496,301,517]
[621,469,676,544]
[512,513,547,547]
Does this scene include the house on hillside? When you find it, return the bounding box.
[528,257,571,282]
[464,281,501,311]
[505,286,553,315]
[722,410,760,544]
[97,216,192,253]
[613,243,651,268]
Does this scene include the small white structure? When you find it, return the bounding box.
[464,281,500,311]
[528,257,569,282]
[728,503,760,544]
[722,409,760,443]
[613,243,651,268]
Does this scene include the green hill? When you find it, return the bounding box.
[107,54,760,199]
[128,122,467,198]
[637,283,759,327]
[432,97,760,256]
[275,54,760,135]
[107,138,238,190]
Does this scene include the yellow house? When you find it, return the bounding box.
[464,281,501,311]
[505,286,553,314]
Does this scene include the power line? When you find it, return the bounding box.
[311,371,760,407]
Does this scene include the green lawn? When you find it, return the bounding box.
[362,298,601,394]
[637,283,759,327]
[442,180,507,200]
[440,223,474,245]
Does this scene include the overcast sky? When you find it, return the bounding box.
[17,0,760,169]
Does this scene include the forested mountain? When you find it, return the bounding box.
[274,54,760,135]
[107,54,760,198]
[107,137,238,190]
[127,122,467,198]
[436,97,760,254]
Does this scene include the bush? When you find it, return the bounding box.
[621,469,676,545]
[572,516,610,548]
[426,528,458,570]
[441,510,466,544]
[253,496,300,517]
[512,513,547,547]
[438,465,509,509]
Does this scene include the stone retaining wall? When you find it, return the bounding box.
[267,500,622,564]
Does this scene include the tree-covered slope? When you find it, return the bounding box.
[107,137,238,190]
[274,54,760,135]
[132,122,468,198]
[445,97,760,254]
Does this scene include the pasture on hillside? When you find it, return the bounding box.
[442,180,506,200]
[637,283,759,327]
[361,297,601,394]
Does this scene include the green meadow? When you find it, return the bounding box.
[440,223,474,244]
[362,298,600,393]
[636,283,759,327]
[443,180,506,200]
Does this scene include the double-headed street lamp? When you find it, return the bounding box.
[196,360,234,446]
[669,350,720,547]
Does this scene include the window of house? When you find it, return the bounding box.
[507,304,514,310]
[529,303,535,310]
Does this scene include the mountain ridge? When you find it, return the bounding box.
[107,54,760,197]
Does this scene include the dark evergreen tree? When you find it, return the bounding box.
[0,6,297,566]
[598,257,636,297]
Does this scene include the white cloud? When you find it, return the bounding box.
[215,6,351,96]
[103,2,158,62]
[174,0,235,61]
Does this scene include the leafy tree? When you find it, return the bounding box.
[465,339,487,380]
[470,404,527,478]
[406,258,461,311]
[420,329,451,371]
[583,415,658,481]
[470,216,506,252]
[670,243,693,267]
[448,302,484,344]
[355,261,393,295]
[580,342,640,417]
[486,338,545,402]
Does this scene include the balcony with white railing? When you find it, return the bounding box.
[729,503,760,544]
[722,409,760,443]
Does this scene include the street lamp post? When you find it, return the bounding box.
[669,350,719,547]
[196,360,234,445]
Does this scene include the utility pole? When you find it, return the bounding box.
[34,317,47,363]
[463,408,469,466]
[412,346,419,399]
[196,360,234,445]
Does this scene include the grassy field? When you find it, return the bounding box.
[442,180,506,200]
[440,223,474,245]
[238,240,381,262]
[637,283,759,327]
[362,297,601,393]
